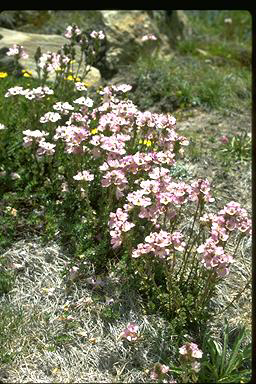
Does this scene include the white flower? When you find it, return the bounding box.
[73,170,94,181]
[73,96,94,107]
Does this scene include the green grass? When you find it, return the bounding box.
[128,55,251,113]
[125,10,251,114]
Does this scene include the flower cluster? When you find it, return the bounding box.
[108,208,135,248]
[197,239,233,277]
[180,341,202,363]
[64,24,82,39]
[132,230,185,259]
[150,363,170,381]
[53,101,74,115]
[73,96,94,107]
[120,322,139,342]
[5,86,53,100]
[12,66,250,287]
[90,30,105,40]
[188,179,215,203]
[6,44,28,59]
[142,34,158,41]
[40,112,62,123]
[73,170,94,181]
[22,129,55,156]
[198,201,251,276]
[38,51,70,73]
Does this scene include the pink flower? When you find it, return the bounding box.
[64,25,81,39]
[188,179,215,203]
[219,135,229,144]
[142,34,158,42]
[150,363,170,381]
[197,238,233,275]
[179,342,203,360]
[120,322,139,341]
[7,44,28,59]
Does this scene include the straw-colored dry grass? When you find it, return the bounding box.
[1,238,177,383]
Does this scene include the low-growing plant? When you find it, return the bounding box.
[218,131,251,164]
[199,318,251,383]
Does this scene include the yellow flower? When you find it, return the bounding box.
[139,139,152,147]
[65,75,74,81]
[70,60,76,64]
[90,128,98,135]
[65,75,80,81]
[22,69,32,77]
[0,72,8,78]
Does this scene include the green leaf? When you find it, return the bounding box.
[220,318,229,376]
[225,327,246,376]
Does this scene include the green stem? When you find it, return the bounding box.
[178,200,201,281]
[196,269,216,310]
[183,230,203,285]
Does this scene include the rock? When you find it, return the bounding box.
[0,11,52,31]
[0,11,192,80]
[0,10,103,35]
[164,11,192,45]
[0,27,101,85]
[98,10,171,78]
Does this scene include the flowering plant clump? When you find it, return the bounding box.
[3,53,251,326]
[1,25,251,382]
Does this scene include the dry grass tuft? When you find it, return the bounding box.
[1,238,175,383]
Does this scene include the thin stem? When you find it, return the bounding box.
[177,200,201,280]
[197,270,216,310]
[183,230,203,285]
[216,280,251,316]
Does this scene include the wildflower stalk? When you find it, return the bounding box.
[232,233,244,258]
[32,141,41,178]
[178,199,201,282]
[216,279,251,316]
[169,205,182,233]
[74,50,84,80]
[183,230,203,285]
[196,269,217,311]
